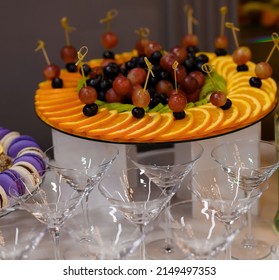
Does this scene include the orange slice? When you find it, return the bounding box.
[228,98,252,125]
[213,56,236,78]
[36,87,77,96]
[56,108,109,130]
[199,105,225,134]
[135,113,174,141]
[36,100,82,113]
[73,109,119,132]
[103,114,152,140]
[180,107,211,139]
[35,94,78,104]
[217,103,239,130]
[85,111,134,136]
[229,94,262,122]
[227,72,254,90]
[48,111,85,124]
[229,86,272,114]
[155,111,194,141]
[41,104,84,117]
[122,112,162,139]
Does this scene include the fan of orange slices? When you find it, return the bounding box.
[35,52,277,143]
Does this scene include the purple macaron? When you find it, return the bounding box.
[0,169,25,197]
[13,154,46,176]
[7,135,41,158]
[0,127,11,141]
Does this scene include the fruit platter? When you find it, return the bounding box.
[34,9,278,144]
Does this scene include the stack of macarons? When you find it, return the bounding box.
[0,127,46,209]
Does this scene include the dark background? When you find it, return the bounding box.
[0,0,277,151]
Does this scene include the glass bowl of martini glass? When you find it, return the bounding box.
[98,166,180,259]
[127,142,204,259]
[211,139,279,259]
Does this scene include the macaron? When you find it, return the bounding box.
[13,154,46,176]
[0,169,25,197]
[17,146,45,158]
[0,127,11,141]
[9,165,40,193]
[7,135,41,158]
[0,185,9,209]
[1,131,20,154]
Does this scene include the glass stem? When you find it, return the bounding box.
[164,200,173,252]
[224,223,232,260]
[242,190,256,247]
[139,224,146,260]
[243,209,255,246]
[83,190,91,234]
[49,227,61,260]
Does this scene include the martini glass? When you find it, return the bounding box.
[0,211,47,259]
[211,139,279,259]
[98,167,180,259]
[127,142,204,259]
[65,205,143,259]
[9,168,88,259]
[166,199,241,259]
[189,166,268,260]
[44,139,119,237]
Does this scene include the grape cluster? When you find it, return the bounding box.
[73,41,213,119]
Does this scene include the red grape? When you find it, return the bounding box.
[112,75,133,96]
[135,38,149,56]
[79,86,97,104]
[155,80,174,97]
[170,45,187,63]
[43,64,60,80]
[186,89,200,102]
[232,46,252,65]
[89,66,103,78]
[180,75,199,94]
[168,89,187,112]
[127,67,147,85]
[210,91,227,107]
[255,62,273,79]
[214,36,228,49]
[171,64,187,84]
[105,87,124,103]
[160,53,177,72]
[60,45,77,63]
[181,34,198,48]
[188,71,206,88]
[132,87,150,107]
[144,41,162,58]
[101,31,118,49]
[101,58,116,67]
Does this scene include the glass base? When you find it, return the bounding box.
[145,238,186,260]
[63,243,99,260]
[232,239,271,260]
